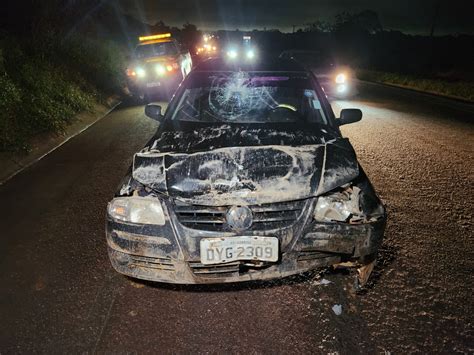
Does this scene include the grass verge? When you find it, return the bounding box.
[356,69,474,102]
[0,34,125,152]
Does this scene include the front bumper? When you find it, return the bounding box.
[106,199,386,284]
[128,72,183,96]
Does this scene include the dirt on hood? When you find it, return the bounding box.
[132,137,359,206]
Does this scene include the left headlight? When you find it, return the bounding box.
[108,197,166,225]
[314,186,361,222]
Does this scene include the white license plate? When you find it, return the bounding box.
[200,236,279,265]
[146,82,161,88]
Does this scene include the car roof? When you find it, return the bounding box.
[193,57,308,73]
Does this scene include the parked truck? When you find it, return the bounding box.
[126,33,192,102]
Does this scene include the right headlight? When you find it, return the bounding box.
[155,64,166,75]
[135,67,146,78]
[226,49,238,59]
[314,186,362,222]
[108,197,166,225]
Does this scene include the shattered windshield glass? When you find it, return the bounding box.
[172,72,329,124]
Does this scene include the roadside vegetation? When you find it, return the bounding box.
[357,70,474,102]
[2,1,472,151]
[0,34,125,152]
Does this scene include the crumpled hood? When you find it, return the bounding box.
[149,124,338,154]
[132,138,359,206]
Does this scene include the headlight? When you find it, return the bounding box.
[155,64,166,75]
[108,197,166,225]
[336,84,348,94]
[246,50,255,59]
[227,49,238,59]
[314,186,361,222]
[335,73,346,84]
[136,67,146,78]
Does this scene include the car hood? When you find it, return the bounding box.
[130,55,178,68]
[143,55,178,63]
[131,129,359,206]
[148,123,339,154]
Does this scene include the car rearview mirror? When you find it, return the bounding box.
[145,104,164,122]
[338,108,362,126]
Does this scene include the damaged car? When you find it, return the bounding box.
[106,58,386,285]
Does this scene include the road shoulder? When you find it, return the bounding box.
[355,79,474,115]
[0,97,121,185]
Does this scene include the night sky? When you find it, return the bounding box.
[117,0,474,35]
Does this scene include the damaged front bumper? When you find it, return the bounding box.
[106,198,386,284]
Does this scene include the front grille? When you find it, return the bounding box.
[188,261,240,277]
[174,199,308,232]
[130,255,175,271]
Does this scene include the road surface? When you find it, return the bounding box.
[0,82,472,353]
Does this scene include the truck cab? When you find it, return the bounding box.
[126,33,192,102]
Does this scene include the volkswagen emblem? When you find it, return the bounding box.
[226,206,253,231]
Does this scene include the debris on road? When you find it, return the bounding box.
[312,278,332,286]
[332,304,342,315]
[356,260,376,288]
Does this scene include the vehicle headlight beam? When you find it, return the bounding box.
[335,73,346,84]
[155,64,166,75]
[136,67,146,78]
[227,49,238,59]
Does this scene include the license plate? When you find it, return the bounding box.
[146,82,161,88]
[200,236,279,265]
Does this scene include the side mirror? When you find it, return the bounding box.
[338,108,362,126]
[145,104,164,122]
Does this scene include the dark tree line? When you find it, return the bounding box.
[1,2,472,78]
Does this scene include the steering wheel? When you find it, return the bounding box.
[267,104,300,122]
[271,104,298,112]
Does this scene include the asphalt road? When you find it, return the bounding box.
[0,82,472,353]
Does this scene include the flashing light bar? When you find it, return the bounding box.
[139,33,171,42]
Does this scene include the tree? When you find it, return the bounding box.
[1,0,106,35]
[150,20,171,35]
[303,20,333,33]
[179,22,201,51]
[334,10,383,35]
